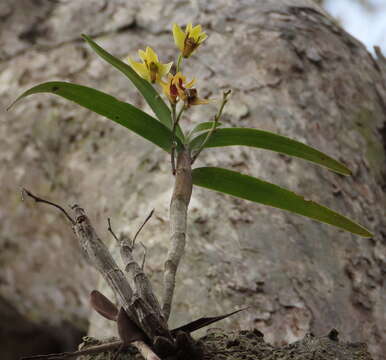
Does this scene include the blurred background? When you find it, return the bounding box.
[324,0,386,53]
[1,0,385,359]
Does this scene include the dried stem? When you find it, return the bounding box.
[72,205,170,341]
[132,209,154,248]
[140,242,147,270]
[107,217,120,242]
[72,206,137,323]
[23,193,169,359]
[22,188,74,224]
[21,340,122,360]
[133,340,161,360]
[108,217,168,332]
[21,340,160,360]
[162,148,192,320]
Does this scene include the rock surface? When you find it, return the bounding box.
[1,0,385,359]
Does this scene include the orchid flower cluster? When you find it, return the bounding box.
[127,23,209,108]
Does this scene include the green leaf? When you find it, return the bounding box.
[190,121,223,135]
[192,167,372,237]
[8,81,176,152]
[81,34,184,141]
[187,121,223,143]
[189,128,351,175]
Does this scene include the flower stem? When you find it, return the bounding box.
[191,90,231,163]
[176,54,183,73]
[176,104,185,125]
[170,104,177,174]
[171,104,185,174]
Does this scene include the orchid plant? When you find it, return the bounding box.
[10,23,371,238]
[10,23,372,360]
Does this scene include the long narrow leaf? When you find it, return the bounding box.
[190,121,223,135]
[187,121,223,142]
[192,167,372,237]
[8,82,176,152]
[190,128,351,175]
[82,34,184,141]
[171,308,247,335]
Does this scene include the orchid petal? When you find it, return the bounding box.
[173,24,186,52]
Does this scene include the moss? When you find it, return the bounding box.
[69,328,374,360]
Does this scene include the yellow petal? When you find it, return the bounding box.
[185,78,196,88]
[190,24,202,39]
[173,72,184,84]
[160,74,171,89]
[128,58,150,81]
[191,97,210,106]
[197,32,208,44]
[159,62,173,78]
[172,23,185,52]
[185,23,193,34]
[160,80,170,95]
[161,74,177,104]
[138,49,146,61]
[146,47,159,63]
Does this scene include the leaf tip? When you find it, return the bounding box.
[81,34,92,43]
[339,165,352,176]
[359,228,373,238]
[6,97,21,111]
[346,222,373,238]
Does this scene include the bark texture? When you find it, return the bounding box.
[1,0,385,359]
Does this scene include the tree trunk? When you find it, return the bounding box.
[1,0,385,359]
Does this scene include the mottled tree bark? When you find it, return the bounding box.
[1,0,385,359]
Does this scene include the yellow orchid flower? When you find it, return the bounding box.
[161,72,195,104]
[173,23,208,58]
[160,74,179,104]
[182,88,210,107]
[127,47,172,83]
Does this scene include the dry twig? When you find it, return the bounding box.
[21,340,122,360]
[21,188,74,224]
[22,190,169,360]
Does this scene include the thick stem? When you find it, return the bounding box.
[121,243,169,333]
[162,149,192,321]
[23,191,171,357]
[72,206,137,323]
[108,215,169,336]
[132,341,161,360]
[72,206,170,341]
